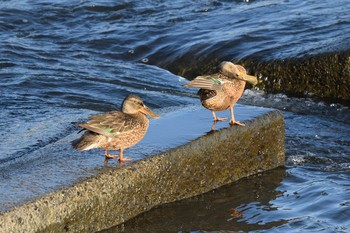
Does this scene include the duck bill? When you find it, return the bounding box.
[239,72,258,85]
[140,106,160,118]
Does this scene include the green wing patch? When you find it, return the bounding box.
[101,126,114,134]
[210,77,221,85]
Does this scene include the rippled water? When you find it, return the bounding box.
[1,0,349,232]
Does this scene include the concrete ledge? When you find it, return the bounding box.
[0,110,285,233]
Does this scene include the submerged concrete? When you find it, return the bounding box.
[0,110,284,233]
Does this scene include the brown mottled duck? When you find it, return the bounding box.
[185,61,257,126]
[72,94,159,163]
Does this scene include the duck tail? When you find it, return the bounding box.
[71,132,99,151]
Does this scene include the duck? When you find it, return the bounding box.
[185,61,257,126]
[72,94,159,163]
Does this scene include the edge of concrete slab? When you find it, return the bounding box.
[0,110,285,233]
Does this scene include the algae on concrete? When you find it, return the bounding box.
[241,50,350,104]
[0,111,285,233]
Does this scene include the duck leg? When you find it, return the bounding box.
[118,148,132,162]
[229,106,245,126]
[212,111,227,122]
[211,120,217,131]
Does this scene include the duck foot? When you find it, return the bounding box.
[214,117,227,122]
[212,111,227,122]
[104,156,115,165]
[118,157,133,162]
[229,120,245,126]
[117,149,132,163]
[105,154,115,159]
[104,155,132,164]
[104,149,116,164]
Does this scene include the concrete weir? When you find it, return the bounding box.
[0,108,285,233]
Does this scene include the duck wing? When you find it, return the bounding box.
[75,111,136,138]
[184,74,227,90]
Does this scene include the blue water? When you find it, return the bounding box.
[1,0,350,232]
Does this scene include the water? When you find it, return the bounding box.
[1,0,349,232]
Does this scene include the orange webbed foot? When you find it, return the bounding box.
[104,150,117,165]
[229,120,245,126]
[214,117,227,122]
[118,157,133,162]
[105,154,115,159]
[104,155,115,165]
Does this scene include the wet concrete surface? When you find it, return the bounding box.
[0,104,285,232]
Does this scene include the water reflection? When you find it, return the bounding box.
[100,167,286,233]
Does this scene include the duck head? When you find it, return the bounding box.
[121,94,159,118]
[219,61,258,85]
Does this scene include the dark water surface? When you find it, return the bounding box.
[1,0,349,232]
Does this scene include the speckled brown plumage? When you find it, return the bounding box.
[72,94,159,163]
[185,61,257,126]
